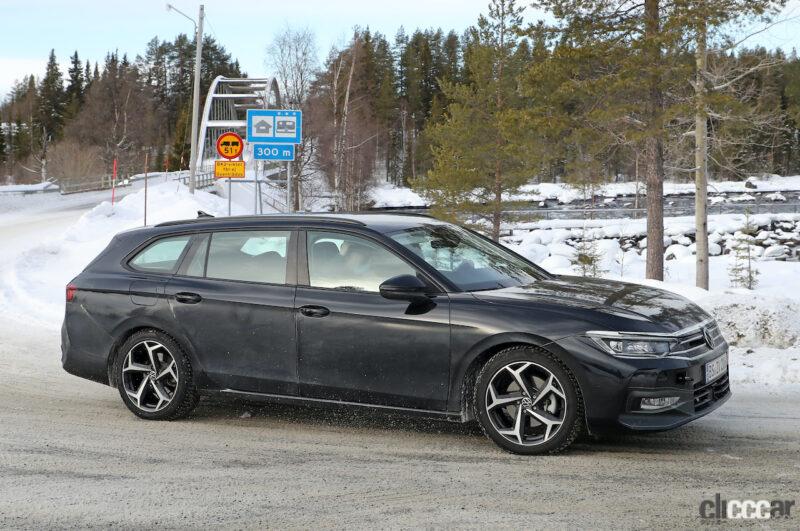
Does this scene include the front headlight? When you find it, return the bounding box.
[588,333,676,358]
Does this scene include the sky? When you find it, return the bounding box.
[0,0,494,98]
[1,0,799,99]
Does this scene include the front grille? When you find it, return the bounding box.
[693,372,730,411]
[670,321,725,358]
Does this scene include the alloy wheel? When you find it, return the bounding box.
[121,340,179,413]
[485,361,568,446]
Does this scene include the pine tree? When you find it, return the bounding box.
[727,210,760,289]
[169,106,191,170]
[11,117,30,162]
[0,123,7,166]
[84,60,92,90]
[65,51,84,118]
[417,0,528,240]
[572,238,607,277]
[38,49,66,140]
[528,0,693,280]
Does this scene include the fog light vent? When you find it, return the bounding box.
[640,397,679,410]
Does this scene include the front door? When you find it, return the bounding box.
[166,229,298,394]
[296,230,451,411]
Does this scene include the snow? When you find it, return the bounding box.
[370,182,428,208]
[374,174,800,207]
[2,182,246,327]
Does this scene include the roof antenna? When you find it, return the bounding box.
[197,210,214,218]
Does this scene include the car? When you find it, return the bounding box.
[61,213,730,454]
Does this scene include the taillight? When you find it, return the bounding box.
[66,284,78,302]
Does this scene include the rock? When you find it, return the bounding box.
[763,244,790,260]
[520,242,549,264]
[540,254,572,271]
[745,179,758,189]
[755,230,771,241]
[708,242,722,256]
[548,242,577,259]
[665,244,691,260]
[676,235,692,246]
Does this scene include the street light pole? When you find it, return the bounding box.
[166,3,204,194]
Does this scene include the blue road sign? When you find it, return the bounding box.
[246,109,302,144]
[252,143,296,161]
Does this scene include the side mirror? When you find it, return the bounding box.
[379,274,429,302]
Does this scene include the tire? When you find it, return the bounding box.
[114,329,199,420]
[474,346,583,455]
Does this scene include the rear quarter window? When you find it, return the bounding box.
[129,235,191,273]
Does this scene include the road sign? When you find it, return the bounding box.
[214,160,245,178]
[246,109,302,144]
[253,143,295,161]
[216,132,244,160]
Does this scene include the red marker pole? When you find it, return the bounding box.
[111,158,118,205]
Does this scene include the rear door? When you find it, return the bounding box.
[165,229,299,394]
[295,229,451,411]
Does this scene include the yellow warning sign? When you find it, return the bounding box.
[214,160,245,179]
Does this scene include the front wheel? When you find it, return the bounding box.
[474,346,583,454]
[114,329,199,420]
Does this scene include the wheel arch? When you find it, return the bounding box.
[452,333,586,422]
[106,318,203,387]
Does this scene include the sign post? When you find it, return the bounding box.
[143,151,149,226]
[111,158,117,205]
[214,132,245,216]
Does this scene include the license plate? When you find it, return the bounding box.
[705,353,728,384]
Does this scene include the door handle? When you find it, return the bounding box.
[299,305,330,318]
[174,292,202,304]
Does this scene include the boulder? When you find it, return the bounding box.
[763,244,790,260]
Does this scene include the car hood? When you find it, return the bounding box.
[471,275,710,333]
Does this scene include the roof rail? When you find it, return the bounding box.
[360,210,437,219]
[155,214,367,228]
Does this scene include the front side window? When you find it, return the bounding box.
[388,224,545,291]
[130,235,191,273]
[307,231,416,292]
[206,230,290,284]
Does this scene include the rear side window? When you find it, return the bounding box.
[129,235,191,273]
[206,230,290,284]
[307,231,416,292]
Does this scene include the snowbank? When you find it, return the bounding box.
[4,183,244,327]
[369,182,429,208]
[373,175,800,208]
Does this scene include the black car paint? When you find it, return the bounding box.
[62,214,730,433]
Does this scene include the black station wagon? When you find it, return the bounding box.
[62,213,730,454]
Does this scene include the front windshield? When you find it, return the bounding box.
[388,224,548,291]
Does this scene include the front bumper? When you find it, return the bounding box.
[553,336,731,434]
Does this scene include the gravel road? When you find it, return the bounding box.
[0,320,798,529]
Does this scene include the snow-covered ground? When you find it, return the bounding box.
[0,182,798,396]
[369,174,800,207]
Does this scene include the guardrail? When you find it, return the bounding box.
[220,178,287,215]
[505,202,800,221]
[172,170,215,189]
[59,175,117,195]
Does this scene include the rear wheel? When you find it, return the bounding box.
[115,329,199,420]
[474,346,583,454]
